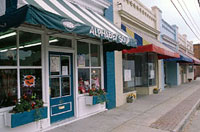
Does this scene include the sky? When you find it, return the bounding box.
[139,0,200,44]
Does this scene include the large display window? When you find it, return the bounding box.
[77,41,102,94]
[0,30,42,109]
[122,53,157,93]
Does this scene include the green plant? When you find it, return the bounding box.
[88,88,107,104]
[11,91,44,114]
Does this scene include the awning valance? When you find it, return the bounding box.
[164,44,193,63]
[121,24,180,59]
[186,54,200,65]
[0,0,137,48]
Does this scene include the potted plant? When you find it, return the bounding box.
[85,88,107,105]
[153,88,160,94]
[126,93,136,103]
[4,91,47,128]
[188,78,192,82]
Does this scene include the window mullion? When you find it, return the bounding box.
[89,43,91,90]
[17,30,20,99]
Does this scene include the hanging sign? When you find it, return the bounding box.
[24,75,36,87]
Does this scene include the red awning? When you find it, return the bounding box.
[185,54,200,65]
[122,44,180,59]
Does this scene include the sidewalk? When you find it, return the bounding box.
[46,79,200,132]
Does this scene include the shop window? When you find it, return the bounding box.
[49,36,72,48]
[123,54,136,93]
[20,69,42,99]
[77,41,102,94]
[0,30,42,109]
[188,65,193,72]
[0,30,17,66]
[0,69,17,108]
[122,53,156,92]
[19,31,41,66]
[147,53,156,86]
[91,44,101,67]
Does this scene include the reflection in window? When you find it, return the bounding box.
[19,31,41,66]
[49,36,72,48]
[50,77,60,98]
[62,77,70,96]
[122,53,156,92]
[77,41,89,67]
[0,30,17,66]
[61,56,69,75]
[20,69,42,99]
[123,54,135,93]
[91,44,101,67]
[78,69,90,94]
[0,69,17,108]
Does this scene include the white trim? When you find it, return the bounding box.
[51,102,72,116]
[80,6,116,33]
[49,0,84,24]
[64,0,103,29]
[17,0,28,9]
[34,0,60,16]
[0,0,5,16]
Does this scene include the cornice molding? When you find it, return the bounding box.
[161,34,177,46]
[119,10,160,36]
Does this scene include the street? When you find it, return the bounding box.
[182,107,200,132]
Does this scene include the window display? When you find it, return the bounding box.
[122,53,156,92]
[0,69,17,108]
[0,30,43,108]
[20,69,42,99]
[77,41,102,94]
[19,31,41,66]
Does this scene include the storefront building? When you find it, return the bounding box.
[105,0,179,107]
[177,34,200,84]
[194,44,200,78]
[160,19,193,88]
[0,0,137,131]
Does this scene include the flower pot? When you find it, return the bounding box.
[85,95,106,105]
[5,107,47,128]
[127,98,133,103]
[153,89,159,94]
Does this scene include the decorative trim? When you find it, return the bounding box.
[119,10,160,36]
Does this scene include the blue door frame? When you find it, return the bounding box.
[49,52,74,123]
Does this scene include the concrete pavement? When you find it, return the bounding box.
[45,78,200,132]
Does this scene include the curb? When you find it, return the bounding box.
[172,97,200,132]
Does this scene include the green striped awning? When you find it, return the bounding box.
[0,0,137,48]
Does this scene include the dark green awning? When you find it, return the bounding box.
[0,0,137,48]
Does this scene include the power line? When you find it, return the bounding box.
[170,0,200,41]
[181,0,200,35]
[177,0,200,36]
[194,0,200,19]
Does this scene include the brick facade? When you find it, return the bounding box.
[194,44,200,77]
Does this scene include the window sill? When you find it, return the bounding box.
[0,106,14,113]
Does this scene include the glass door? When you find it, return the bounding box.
[49,52,74,123]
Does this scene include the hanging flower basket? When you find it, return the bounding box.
[5,107,47,128]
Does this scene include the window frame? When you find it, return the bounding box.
[76,39,103,95]
[0,28,43,110]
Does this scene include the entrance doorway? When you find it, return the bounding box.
[49,52,74,123]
